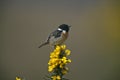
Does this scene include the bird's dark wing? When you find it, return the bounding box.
[47,30,62,42]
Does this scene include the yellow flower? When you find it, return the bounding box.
[52,75,61,80]
[51,76,56,80]
[55,51,60,55]
[59,63,64,68]
[67,59,71,63]
[50,52,57,58]
[48,65,56,72]
[55,45,61,51]
[61,45,66,50]
[48,44,71,79]
[50,53,54,58]
[56,75,61,80]
[65,49,71,56]
[16,77,21,80]
[48,66,53,72]
[50,49,60,58]
[62,69,67,74]
[62,57,67,64]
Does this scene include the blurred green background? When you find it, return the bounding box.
[0,0,120,80]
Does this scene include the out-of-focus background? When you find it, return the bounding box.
[0,0,120,80]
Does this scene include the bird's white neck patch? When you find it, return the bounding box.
[63,30,66,34]
[57,28,62,31]
[58,28,66,33]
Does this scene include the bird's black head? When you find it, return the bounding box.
[58,24,71,32]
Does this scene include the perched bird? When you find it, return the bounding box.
[38,24,71,48]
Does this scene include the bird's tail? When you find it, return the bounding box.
[38,42,49,48]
